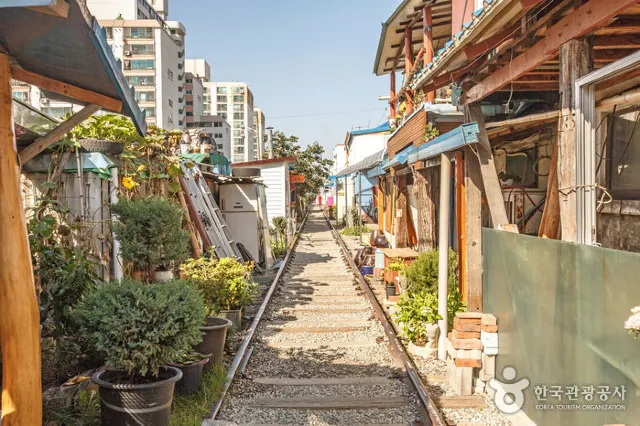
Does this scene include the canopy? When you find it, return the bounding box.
[0,0,146,134]
[335,148,387,178]
[23,152,116,179]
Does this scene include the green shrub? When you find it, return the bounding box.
[180,256,257,314]
[75,280,205,378]
[111,197,189,277]
[405,249,459,296]
[340,225,372,236]
[394,291,441,344]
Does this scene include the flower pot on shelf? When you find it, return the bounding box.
[194,317,232,370]
[92,366,182,426]
[218,308,242,331]
[407,341,438,359]
[170,356,210,396]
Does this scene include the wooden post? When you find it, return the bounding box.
[404,27,414,115]
[396,175,409,248]
[415,169,437,251]
[423,7,435,103]
[0,53,43,425]
[377,177,384,230]
[557,39,591,242]
[390,68,397,119]
[538,135,560,239]
[455,151,466,298]
[464,147,483,312]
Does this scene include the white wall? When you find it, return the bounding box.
[332,145,346,175]
[157,27,181,130]
[260,163,287,226]
[349,132,387,165]
[87,0,137,19]
[185,59,210,81]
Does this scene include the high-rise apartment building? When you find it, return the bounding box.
[253,107,266,160]
[203,82,256,163]
[12,0,186,130]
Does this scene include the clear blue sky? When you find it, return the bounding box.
[171,0,397,155]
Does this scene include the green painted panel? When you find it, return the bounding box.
[483,229,640,425]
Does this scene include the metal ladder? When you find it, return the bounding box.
[180,162,243,261]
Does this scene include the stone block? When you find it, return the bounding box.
[454,348,482,360]
[481,331,498,347]
[450,365,474,396]
[474,377,486,394]
[452,329,481,339]
[448,334,483,350]
[445,335,456,358]
[481,314,497,326]
[454,358,482,368]
[484,346,499,356]
[456,312,482,319]
[453,317,481,332]
[479,353,496,381]
[482,324,498,332]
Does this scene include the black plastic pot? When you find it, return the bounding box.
[385,284,396,299]
[92,366,182,426]
[194,317,232,370]
[169,357,209,396]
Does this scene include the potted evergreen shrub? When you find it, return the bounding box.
[111,197,190,282]
[169,352,210,396]
[76,280,204,425]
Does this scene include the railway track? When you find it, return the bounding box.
[213,207,435,425]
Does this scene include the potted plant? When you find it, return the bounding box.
[111,197,190,282]
[169,352,210,396]
[394,291,442,358]
[384,259,406,294]
[76,280,204,425]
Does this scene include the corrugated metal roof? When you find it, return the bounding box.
[0,1,146,134]
[336,148,387,177]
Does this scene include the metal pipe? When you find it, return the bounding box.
[110,167,123,281]
[266,127,274,159]
[437,153,451,361]
[209,207,312,419]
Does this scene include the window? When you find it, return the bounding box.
[127,75,155,86]
[168,99,173,107]
[130,44,154,55]
[233,129,243,137]
[135,91,155,102]
[220,113,227,119]
[217,144,223,150]
[234,145,245,154]
[217,103,227,111]
[217,87,228,94]
[106,28,113,39]
[186,101,193,106]
[126,59,154,70]
[214,122,222,128]
[41,106,73,119]
[233,104,243,112]
[233,112,244,120]
[186,78,193,83]
[128,27,153,39]
[186,90,193,95]
[186,112,193,117]
[233,120,244,128]
[232,86,245,94]
[214,133,223,139]
[142,107,155,118]
[234,137,244,145]
[608,110,640,198]
[233,95,243,103]
[216,95,227,103]
[12,91,25,101]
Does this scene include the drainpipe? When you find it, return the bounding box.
[266,127,274,159]
[437,153,451,360]
[110,167,123,281]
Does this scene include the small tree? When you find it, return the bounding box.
[75,280,205,378]
[405,249,459,296]
[111,197,189,279]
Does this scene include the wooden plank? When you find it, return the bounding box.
[10,66,122,112]
[538,135,560,239]
[462,0,639,105]
[251,377,396,386]
[26,0,69,17]
[464,146,483,312]
[0,53,42,426]
[466,104,512,230]
[249,396,408,410]
[557,39,591,243]
[455,151,466,299]
[415,169,437,251]
[594,34,640,49]
[432,395,486,408]
[19,103,100,164]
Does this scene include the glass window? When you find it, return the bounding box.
[234,145,245,154]
[233,95,243,103]
[234,137,244,145]
[214,122,222,128]
[217,144,224,150]
[142,107,155,118]
[232,86,245,94]
[129,27,153,39]
[233,129,243,137]
[233,120,244,128]
[186,101,193,106]
[135,91,155,102]
[233,104,243,112]
[186,112,193,117]
[220,113,227,119]
[216,95,227,102]
[127,59,154,70]
[127,75,155,86]
[12,91,25,101]
[233,112,244,120]
[186,90,192,95]
[130,44,154,55]
[217,103,227,111]
[214,133,223,139]
[216,87,228,94]
[41,106,73,119]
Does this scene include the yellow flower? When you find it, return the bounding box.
[122,176,138,190]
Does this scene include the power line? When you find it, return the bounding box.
[268,107,383,120]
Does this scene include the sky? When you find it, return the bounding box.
[171,0,398,156]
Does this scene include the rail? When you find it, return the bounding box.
[324,215,447,426]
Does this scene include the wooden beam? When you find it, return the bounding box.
[594,49,639,62]
[557,39,591,242]
[462,0,638,105]
[594,34,640,49]
[424,6,435,102]
[466,104,512,230]
[455,151,466,300]
[538,135,560,239]
[0,53,42,426]
[10,66,122,112]
[389,68,397,119]
[19,103,101,164]
[396,175,409,248]
[26,0,69,17]
[463,23,519,60]
[404,26,414,115]
[464,146,482,312]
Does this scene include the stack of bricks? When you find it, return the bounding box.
[446,312,498,396]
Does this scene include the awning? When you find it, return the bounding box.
[335,148,387,178]
[23,152,116,179]
[0,1,146,134]
[383,123,479,170]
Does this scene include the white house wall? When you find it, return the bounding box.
[348,133,387,164]
[260,164,286,226]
